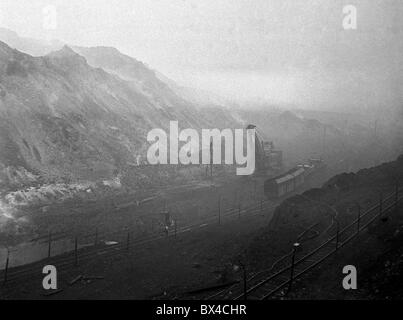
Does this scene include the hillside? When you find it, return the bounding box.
[3,40,244,179]
[2,28,401,175]
[243,154,403,284]
[0,28,401,248]
[0,27,231,111]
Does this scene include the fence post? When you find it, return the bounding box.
[357,204,361,235]
[126,230,130,251]
[174,219,177,238]
[254,180,257,199]
[379,193,383,217]
[165,225,169,238]
[94,228,98,246]
[335,218,340,251]
[239,262,247,300]
[74,236,78,267]
[395,183,399,213]
[47,231,52,259]
[218,196,221,225]
[288,243,300,294]
[3,249,9,285]
[238,203,241,219]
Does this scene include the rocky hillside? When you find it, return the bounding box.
[0,28,401,231]
[245,154,403,273]
[0,41,239,190]
[3,28,401,176]
[72,46,234,114]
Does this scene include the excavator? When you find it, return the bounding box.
[246,124,283,176]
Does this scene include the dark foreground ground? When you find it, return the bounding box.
[2,156,402,300]
[271,156,403,300]
[288,203,403,300]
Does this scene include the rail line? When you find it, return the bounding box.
[0,197,275,290]
[203,197,337,300]
[5,186,398,298]
[203,221,322,300]
[221,188,401,300]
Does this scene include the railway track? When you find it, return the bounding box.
[204,188,401,300]
[19,180,235,244]
[4,186,399,298]
[0,197,276,290]
[204,214,329,300]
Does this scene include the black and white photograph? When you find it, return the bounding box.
[0,0,402,311]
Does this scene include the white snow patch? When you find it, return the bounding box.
[4,182,94,207]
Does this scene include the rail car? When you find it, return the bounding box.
[264,159,325,198]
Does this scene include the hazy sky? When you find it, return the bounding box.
[0,0,402,111]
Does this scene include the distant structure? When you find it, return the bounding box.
[264,158,326,198]
[247,124,283,176]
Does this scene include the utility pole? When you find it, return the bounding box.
[210,141,213,178]
[379,193,383,217]
[335,218,340,251]
[94,228,98,246]
[47,231,52,259]
[253,180,257,199]
[174,218,178,238]
[374,119,378,138]
[74,236,78,267]
[3,248,9,285]
[239,261,247,300]
[395,182,399,213]
[356,204,361,234]
[322,125,327,158]
[126,229,130,251]
[218,196,221,225]
[288,243,300,294]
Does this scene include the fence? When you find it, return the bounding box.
[0,189,272,288]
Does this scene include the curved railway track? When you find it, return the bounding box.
[203,188,401,300]
[203,198,336,300]
[2,186,399,299]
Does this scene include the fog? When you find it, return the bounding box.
[0,0,402,112]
